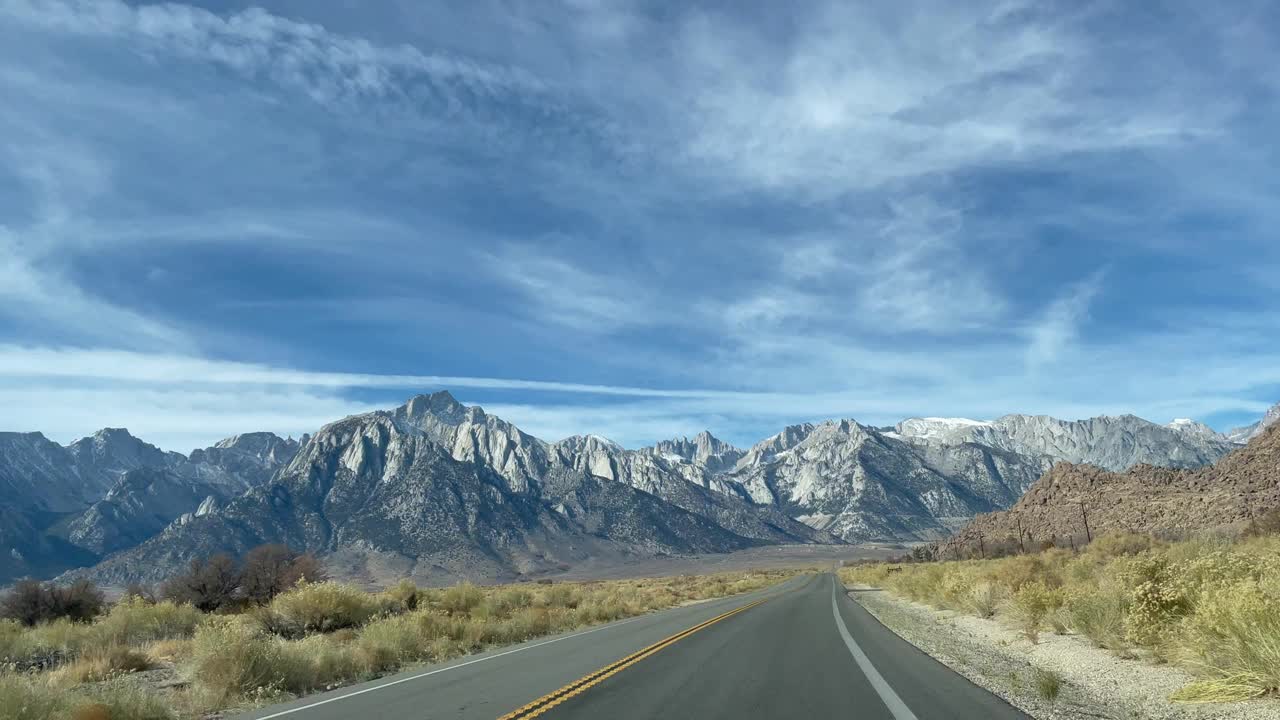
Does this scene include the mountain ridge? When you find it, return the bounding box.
[3,395,1275,585]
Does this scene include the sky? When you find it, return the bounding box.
[2,0,1279,452]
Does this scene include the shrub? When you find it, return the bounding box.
[0,619,32,661]
[1124,579,1187,647]
[274,635,361,694]
[189,618,284,704]
[161,554,240,612]
[1065,585,1130,654]
[1088,532,1159,558]
[439,583,485,616]
[95,598,202,647]
[0,580,105,627]
[266,582,379,636]
[0,673,71,720]
[382,579,419,614]
[1173,579,1280,701]
[1243,508,1280,537]
[1010,581,1061,643]
[965,581,1002,618]
[1033,668,1063,701]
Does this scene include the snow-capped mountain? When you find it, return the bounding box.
[893,414,1235,471]
[723,420,1045,541]
[74,398,824,585]
[1227,402,1280,444]
[6,392,1274,585]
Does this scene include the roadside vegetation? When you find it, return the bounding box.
[841,510,1280,704]
[0,549,795,720]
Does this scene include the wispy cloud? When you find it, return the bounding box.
[667,1,1224,198]
[1025,269,1107,369]
[4,0,547,107]
[0,1,1276,451]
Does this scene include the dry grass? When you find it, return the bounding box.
[0,568,795,719]
[0,673,175,720]
[50,644,154,685]
[842,532,1280,702]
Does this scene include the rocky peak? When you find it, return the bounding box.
[651,431,743,472]
[397,391,468,425]
[1165,418,1223,441]
[188,432,301,490]
[894,412,1235,472]
[383,395,546,494]
[733,423,816,470]
[1227,402,1280,444]
[894,417,994,442]
[0,431,109,512]
[68,428,175,476]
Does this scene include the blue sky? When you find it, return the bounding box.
[2,0,1279,451]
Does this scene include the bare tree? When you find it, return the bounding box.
[0,579,105,626]
[161,554,240,612]
[123,582,157,604]
[240,544,327,605]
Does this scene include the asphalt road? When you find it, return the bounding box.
[240,573,1028,720]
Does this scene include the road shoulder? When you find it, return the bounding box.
[844,584,1280,720]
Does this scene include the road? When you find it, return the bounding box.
[241,573,1028,720]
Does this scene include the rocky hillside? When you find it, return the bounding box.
[943,423,1280,553]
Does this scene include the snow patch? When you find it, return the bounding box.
[920,417,993,427]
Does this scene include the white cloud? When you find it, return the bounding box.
[4,0,546,109]
[483,244,656,333]
[4,336,1279,452]
[1025,270,1106,368]
[668,1,1224,198]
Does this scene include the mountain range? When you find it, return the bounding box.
[1,392,1272,586]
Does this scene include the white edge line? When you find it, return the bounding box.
[830,575,921,720]
[252,583,790,720]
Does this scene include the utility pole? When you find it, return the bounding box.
[1016,517,1026,554]
[1079,500,1092,543]
[977,532,986,559]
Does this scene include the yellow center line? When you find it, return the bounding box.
[496,595,774,720]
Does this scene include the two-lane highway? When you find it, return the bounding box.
[241,574,1028,719]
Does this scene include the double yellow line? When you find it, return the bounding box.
[497,596,771,720]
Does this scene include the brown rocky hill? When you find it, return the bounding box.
[941,422,1280,555]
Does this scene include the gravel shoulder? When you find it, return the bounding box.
[846,584,1280,720]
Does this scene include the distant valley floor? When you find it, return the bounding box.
[323,543,907,590]
[516,544,906,584]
